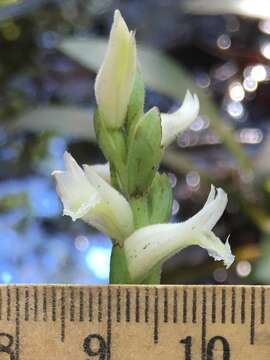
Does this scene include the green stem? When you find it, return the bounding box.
[109,244,131,284]
[129,196,149,229]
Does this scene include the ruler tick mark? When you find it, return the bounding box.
[116,288,121,323]
[98,288,102,322]
[154,288,159,344]
[211,287,216,324]
[79,288,84,322]
[43,287,47,322]
[173,289,177,323]
[261,287,265,324]
[163,288,168,323]
[70,287,75,322]
[192,288,197,323]
[250,287,256,345]
[24,288,29,321]
[241,288,246,324]
[34,287,38,321]
[135,288,140,323]
[183,289,187,323]
[125,289,130,322]
[7,287,11,321]
[15,288,20,360]
[107,288,112,360]
[88,288,93,322]
[231,287,236,324]
[221,288,226,324]
[52,287,56,322]
[61,288,65,343]
[201,288,207,360]
[145,288,149,323]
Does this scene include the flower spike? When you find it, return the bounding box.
[52,9,234,285]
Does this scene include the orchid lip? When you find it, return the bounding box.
[124,185,233,282]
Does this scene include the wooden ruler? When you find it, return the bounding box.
[0,285,269,359]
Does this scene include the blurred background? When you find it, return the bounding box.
[1,0,270,285]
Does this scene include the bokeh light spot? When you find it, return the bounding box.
[236,261,251,277]
[86,246,111,281]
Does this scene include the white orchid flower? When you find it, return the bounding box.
[124,186,234,282]
[161,90,200,147]
[95,9,136,129]
[52,152,133,244]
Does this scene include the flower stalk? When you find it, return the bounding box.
[52,10,234,284]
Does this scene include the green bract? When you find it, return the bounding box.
[147,173,173,225]
[127,71,145,130]
[127,107,162,196]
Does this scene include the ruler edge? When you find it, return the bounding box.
[0,284,267,289]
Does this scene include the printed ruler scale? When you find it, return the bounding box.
[0,285,269,359]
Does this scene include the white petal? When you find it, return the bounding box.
[161,91,200,147]
[199,233,234,269]
[52,152,100,221]
[84,164,134,241]
[95,9,136,128]
[204,184,216,206]
[83,202,131,244]
[184,186,228,232]
[124,223,234,282]
[89,163,111,183]
[63,151,84,178]
[125,223,183,282]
